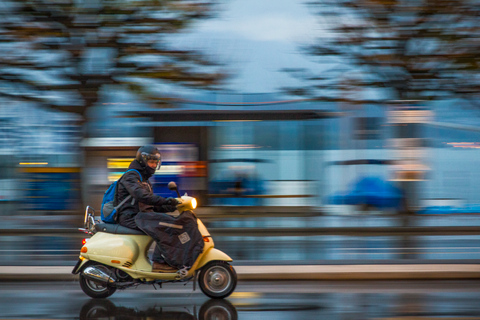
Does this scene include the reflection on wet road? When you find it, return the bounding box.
[79,298,237,320]
[1,280,480,319]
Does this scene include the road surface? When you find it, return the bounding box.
[1,280,480,319]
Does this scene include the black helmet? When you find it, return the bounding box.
[136,145,162,170]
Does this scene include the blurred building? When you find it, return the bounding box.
[79,91,336,208]
[322,100,480,214]
[3,92,480,215]
[106,93,480,213]
[0,102,82,213]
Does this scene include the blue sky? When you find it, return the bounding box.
[171,0,324,94]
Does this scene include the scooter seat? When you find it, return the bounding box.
[95,223,146,235]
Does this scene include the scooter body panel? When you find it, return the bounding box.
[197,219,210,237]
[81,232,151,271]
[196,247,233,269]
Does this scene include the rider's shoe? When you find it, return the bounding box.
[152,262,177,273]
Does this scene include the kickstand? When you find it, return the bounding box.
[152,283,157,290]
[193,271,198,292]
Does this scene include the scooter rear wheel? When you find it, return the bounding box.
[79,263,117,299]
[198,261,237,299]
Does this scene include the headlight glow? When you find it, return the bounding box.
[191,198,197,209]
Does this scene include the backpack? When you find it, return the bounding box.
[101,169,142,224]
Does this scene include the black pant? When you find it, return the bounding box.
[118,213,165,264]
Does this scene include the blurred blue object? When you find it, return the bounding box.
[327,176,403,209]
[23,171,80,211]
[418,205,480,214]
[209,178,264,206]
[418,206,456,214]
[151,172,181,198]
[208,158,266,206]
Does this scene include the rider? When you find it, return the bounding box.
[116,145,179,273]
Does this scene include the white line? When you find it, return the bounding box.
[335,247,480,251]
[343,252,479,255]
[0,250,78,252]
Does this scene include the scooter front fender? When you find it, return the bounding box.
[196,248,233,269]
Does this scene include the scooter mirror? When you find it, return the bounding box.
[168,181,177,191]
[168,181,181,197]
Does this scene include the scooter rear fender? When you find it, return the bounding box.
[196,247,233,269]
[72,258,90,274]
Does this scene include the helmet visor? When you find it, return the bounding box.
[142,152,162,170]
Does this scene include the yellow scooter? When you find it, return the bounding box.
[72,182,237,299]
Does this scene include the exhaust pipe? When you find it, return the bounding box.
[83,266,116,284]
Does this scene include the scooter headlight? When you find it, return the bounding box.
[179,196,197,211]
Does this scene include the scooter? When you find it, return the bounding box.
[72,182,237,299]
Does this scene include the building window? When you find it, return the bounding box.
[354,117,381,140]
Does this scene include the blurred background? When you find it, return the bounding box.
[1,0,480,267]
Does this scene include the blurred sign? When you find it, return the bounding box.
[390,162,430,181]
[81,137,152,147]
[106,144,202,182]
[387,106,433,124]
[107,158,133,169]
[154,143,198,162]
[181,161,207,177]
[353,117,381,140]
[19,168,81,210]
[154,164,185,176]
[388,105,432,181]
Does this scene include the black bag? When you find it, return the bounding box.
[135,211,204,269]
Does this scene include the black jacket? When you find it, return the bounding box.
[117,160,168,229]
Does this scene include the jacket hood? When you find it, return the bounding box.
[129,159,153,180]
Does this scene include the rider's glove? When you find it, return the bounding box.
[164,197,179,206]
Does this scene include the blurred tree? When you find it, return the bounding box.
[0,0,227,119]
[283,0,480,213]
[0,0,228,211]
[283,0,480,106]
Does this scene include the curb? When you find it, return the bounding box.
[235,264,480,280]
[1,264,480,281]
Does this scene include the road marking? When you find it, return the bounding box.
[378,318,480,320]
[343,252,480,255]
[335,247,480,250]
[230,292,262,298]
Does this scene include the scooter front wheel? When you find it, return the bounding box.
[79,263,117,299]
[198,261,237,299]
